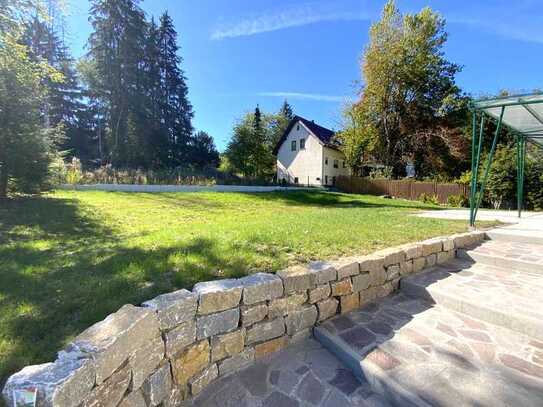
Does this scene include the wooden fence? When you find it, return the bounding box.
[336,176,469,204]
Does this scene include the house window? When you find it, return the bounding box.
[325,175,328,185]
[291,140,296,151]
[325,157,328,165]
[296,124,300,131]
[333,159,339,168]
[294,177,299,184]
[300,138,305,150]
[342,161,346,168]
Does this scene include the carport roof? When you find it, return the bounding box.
[472,93,543,146]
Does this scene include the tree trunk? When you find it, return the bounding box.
[0,165,8,198]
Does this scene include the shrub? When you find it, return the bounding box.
[447,194,468,208]
[419,193,440,205]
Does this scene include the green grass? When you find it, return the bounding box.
[0,190,469,384]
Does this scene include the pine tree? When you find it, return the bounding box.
[88,0,148,167]
[158,11,193,166]
[190,131,220,169]
[22,12,84,151]
[269,99,294,150]
[279,99,293,121]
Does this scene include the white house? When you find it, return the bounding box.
[274,116,349,186]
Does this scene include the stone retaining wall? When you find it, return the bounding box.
[2,231,486,407]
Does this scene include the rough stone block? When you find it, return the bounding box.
[442,237,455,251]
[386,265,400,281]
[369,265,387,287]
[376,282,394,298]
[401,243,423,260]
[268,292,307,318]
[330,257,359,280]
[119,390,146,407]
[340,293,359,313]
[211,329,245,362]
[164,320,196,358]
[172,340,210,386]
[359,255,385,273]
[352,273,371,292]
[81,364,131,407]
[193,279,243,315]
[426,253,437,267]
[67,304,160,384]
[331,279,353,296]
[399,260,414,276]
[246,318,285,345]
[277,265,316,294]
[141,363,172,407]
[421,238,443,256]
[239,273,283,305]
[218,348,255,376]
[190,364,218,396]
[307,261,337,284]
[2,358,95,407]
[196,308,240,340]
[255,336,289,359]
[130,335,165,390]
[359,287,377,306]
[142,289,197,331]
[285,305,318,335]
[241,304,268,326]
[413,257,426,272]
[437,250,455,264]
[375,248,405,267]
[317,298,338,321]
[308,284,331,304]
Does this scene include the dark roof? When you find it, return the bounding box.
[273,115,339,155]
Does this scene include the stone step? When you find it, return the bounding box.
[314,294,543,407]
[458,240,543,274]
[400,259,543,339]
[486,228,543,246]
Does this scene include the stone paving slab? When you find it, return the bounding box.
[459,240,543,273]
[189,338,393,407]
[317,293,543,407]
[401,258,543,338]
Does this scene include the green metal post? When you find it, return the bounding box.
[469,112,478,226]
[518,137,526,218]
[473,106,505,223]
[517,134,522,218]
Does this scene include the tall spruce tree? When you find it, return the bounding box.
[88,0,148,167]
[158,11,193,166]
[22,10,85,156]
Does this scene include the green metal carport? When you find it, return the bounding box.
[469,93,543,226]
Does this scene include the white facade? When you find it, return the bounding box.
[276,120,350,186]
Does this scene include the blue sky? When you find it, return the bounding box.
[64,0,543,151]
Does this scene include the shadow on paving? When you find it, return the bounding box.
[0,196,250,389]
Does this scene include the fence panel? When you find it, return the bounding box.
[336,176,469,204]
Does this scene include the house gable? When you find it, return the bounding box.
[273,116,338,155]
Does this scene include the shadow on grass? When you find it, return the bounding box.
[0,196,251,387]
[246,190,443,211]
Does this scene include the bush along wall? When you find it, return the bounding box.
[2,232,486,407]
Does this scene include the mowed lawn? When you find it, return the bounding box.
[0,190,468,384]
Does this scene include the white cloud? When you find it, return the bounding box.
[258,92,349,103]
[448,4,543,45]
[211,2,370,40]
